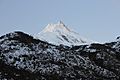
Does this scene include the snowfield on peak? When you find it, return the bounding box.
[36,21,94,46]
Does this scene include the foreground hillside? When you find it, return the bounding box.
[0,31,120,80]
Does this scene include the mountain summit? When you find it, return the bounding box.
[42,21,70,33]
[36,21,92,46]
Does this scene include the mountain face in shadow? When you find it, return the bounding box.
[0,31,120,80]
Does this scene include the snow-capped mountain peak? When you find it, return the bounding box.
[42,21,70,33]
[36,21,92,46]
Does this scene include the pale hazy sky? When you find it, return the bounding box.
[0,0,120,42]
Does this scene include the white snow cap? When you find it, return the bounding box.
[42,21,70,33]
[36,21,94,46]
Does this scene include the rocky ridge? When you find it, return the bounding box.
[0,31,120,80]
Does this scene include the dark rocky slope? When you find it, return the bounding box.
[0,31,120,80]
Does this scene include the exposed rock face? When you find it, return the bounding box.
[0,31,120,80]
